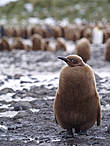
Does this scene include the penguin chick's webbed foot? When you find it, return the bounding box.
[66,129,74,138]
[75,128,87,135]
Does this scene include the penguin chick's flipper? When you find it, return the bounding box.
[75,128,87,135]
[97,104,101,126]
[55,115,58,124]
[96,92,101,126]
[64,129,74,138]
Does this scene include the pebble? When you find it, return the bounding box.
[13,101,32,111]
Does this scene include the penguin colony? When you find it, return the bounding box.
[54,55,101,135]
[0,24,110,61]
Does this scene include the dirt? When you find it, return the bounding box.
[0,45,110,146]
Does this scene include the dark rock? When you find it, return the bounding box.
[20,81,32,84]
[13,111,30,120]
[14,74,22,79]
[8,124,23,130]
[12,101,32,111]
[7,75,13,79]
[0,80,4,86]
[106,125,110,133]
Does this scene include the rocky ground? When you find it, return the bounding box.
[0,44,110,146]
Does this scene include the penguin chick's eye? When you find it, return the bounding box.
[71,59,78,64]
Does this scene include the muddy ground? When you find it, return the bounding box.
[0,45,110,146]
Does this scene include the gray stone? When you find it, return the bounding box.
[13,101,32,111]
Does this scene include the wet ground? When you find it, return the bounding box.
[0,44,110,146]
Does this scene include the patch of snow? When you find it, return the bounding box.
[101,104,110,111]
[65,40,75,53]
[74,18,82,25]
[28,17,41,24]
[24,3,33,12]
[0,93,35,102]
[30,108,40,113]
[43,96,55,100]
[0,0,18,7]
[95,70,110,78]
[44,17,56,25]
[0,125,8,130]
[0,111,18,118]
[0,104,11,109]
[59,18,69,26]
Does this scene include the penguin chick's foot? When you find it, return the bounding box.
[66,129,74,138]
[61,129,74,139]
[75,128,88,135]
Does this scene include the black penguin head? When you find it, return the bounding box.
[58,55,85,67]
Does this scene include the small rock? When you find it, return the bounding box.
[20,81,32,84]
[8,124,22,130]
[0,88,15,95]
[0,80,4,86]
[14,74,22,79]
[106,125,110,133]
[13,101,32,111]
[7,75,13,79]
[13,111,29,120]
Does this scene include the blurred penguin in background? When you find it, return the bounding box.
[76,38,91,63]
[0,25,5,39]
[105,38,110,61]
[92,23,103,45]
[55,38,66,51]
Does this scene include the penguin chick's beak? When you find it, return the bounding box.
[58,56,68,63]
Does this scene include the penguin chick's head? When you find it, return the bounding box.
[58,55,85,67]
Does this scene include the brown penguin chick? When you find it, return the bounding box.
[20,27,31,39]
[30,26,44,37]
[4,27,13,37]
[55,38,66,51]
[0,37,11,51]
[83,28,92,43]
[42,25,54,38]
[12,39,27,50]
[52,26,62,38]
[12,27,19,38]
[76,38,91,63]
[105,38,110,61]
[103,28,110,43]
[32,34,43,50]
[42,39,53,51]
[53,55,101,135]
[64,25,80,41]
